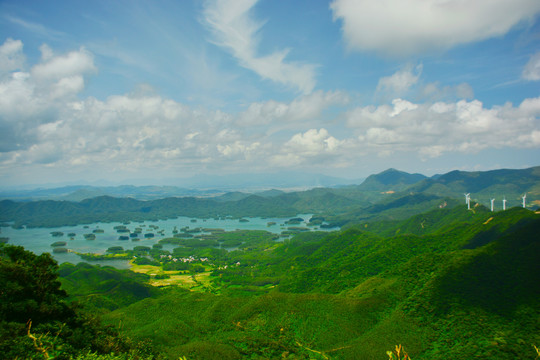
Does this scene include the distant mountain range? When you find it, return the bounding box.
[0,172,359,201]
[1,166,538,228]
[409,167,540,203]
[355,166,540,206]
[0,185,221,202]
[3,166,539,204]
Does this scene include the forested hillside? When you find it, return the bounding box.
[1,166,538,229]
[2,202,538,359]
[103,207,540,359]
[409,166,540,204]
[1,166,539,359]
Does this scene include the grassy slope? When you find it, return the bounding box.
[58,262,160,311]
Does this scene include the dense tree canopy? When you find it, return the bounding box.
[0,244,156,359]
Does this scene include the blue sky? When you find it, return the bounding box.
[1,0,539,187]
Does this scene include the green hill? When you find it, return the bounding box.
[58,262,160,312]
[3,166,540,359]
[96,207,540,359]
[320,193,458,228]
[1,203,538,359]
[410,166,540,207]
[2,166,539,228]
[358,168,427,192]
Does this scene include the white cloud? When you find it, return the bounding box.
[0,38,25,75]
[377,64,422,95]
[377,64,474,102]
[287,128,341,154]
[237,90,349,126]
[203,0,317,93]
[0,71,50,151]
[8,93,238,170]
[1,40,539,181]
[39,44,54,61]
[330,0,540,56]
[364,127,401,145]
[522,52,540,81]
[270,128,352,168]
[50,75,85,99]
[31,47,96,82]
[348,97,540,158]
[389,98,417,117]
[0,42,97,151]
[217,141,260,159]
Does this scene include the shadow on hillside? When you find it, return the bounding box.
[431,218,540,316]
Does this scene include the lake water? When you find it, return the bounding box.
[0,214,336,269]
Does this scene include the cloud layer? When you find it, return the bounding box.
[347,97,540,158]
[331,0,540,56]
[1,39,539,183]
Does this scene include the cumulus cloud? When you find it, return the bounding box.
[0,38,25,75]
[348,97,540,158]
[0,40,267,174]
[376,64,473,102]
[6,92,241,172]
[377,64,422,96]
[203,0,317,93]
[522,52,540,81]
[286,128,341,154]
[39,44,54,61]
[330,0,540,56]
[0,41,97,152]
[237,90,349,126]
[270,128,347,167]
[1,39,539,180]
[31,47,96,82]
[217,141,261,160]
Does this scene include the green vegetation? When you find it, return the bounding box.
[0,244,157,359]
[1,166,540,359]
[2,205,539,358]
[2,165,538,229]
[51,241,67,247]
[97,207,539,359]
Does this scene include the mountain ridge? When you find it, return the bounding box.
[1,166,539,228]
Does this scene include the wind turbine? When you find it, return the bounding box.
[522,194,527,208]
[464,193,471,210]
[502,197,507,211]
[490,198,495,212]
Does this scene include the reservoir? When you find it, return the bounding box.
[1,214,337,268]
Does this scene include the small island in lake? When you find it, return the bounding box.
[51,241,67,247]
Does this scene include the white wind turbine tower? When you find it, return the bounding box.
[522,193,527,208]
[464,193,471,210]
[503,197,507,211]
[490,198,495,212]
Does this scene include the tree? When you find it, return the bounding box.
[0,244,74,325]
[0,244,157,359]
